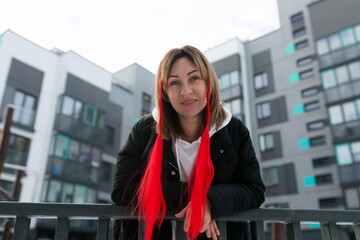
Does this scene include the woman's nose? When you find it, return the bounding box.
[180,83,192,96]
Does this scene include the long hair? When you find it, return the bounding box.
[136,45,226,240]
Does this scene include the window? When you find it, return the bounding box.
[315,173,332,185]
[5,134,30,167]
[100,161,112,182]
[313,157,332,168]
[310,136,326,146]
[12,90,36,127]
[106,126,115,146]
[328,33,342,51]
[290,12,303,23]
[60,95,107,128]
[335,144,352,165]
[74,100,83,119]
[345,188,360,208]
[302,86,319,98]
[68,139,80,160]
[62,183,74,203]
[259,133,274,152]
[304,101,320,112]
[297,56,313,67]
[355,24,360,42]
[340,28,356,46]
[295,40,309,50]
[230,71,240,86]
[307,120,325,131]
[351,141,360,162]
[219,71,240,90]
[47,180,62,202]
[96,112,105,128]
[293,28,306,38]
[321,70,336,89]
[62,96,74,116]
[83,104,97,126]
[349,61,360,80]
[319,198,338,209]
[254,72,268,90]
[328,99,360,125]
[328,34,341,51]
[316,38,329,55]
[335,66,349,84]
[142,92,152,115]
[300,69,314,80]
[54,135,70,159]
[328,105,343,125]
[343,102,357,122]
[263,167,279,187]
[91,148,101,167]
[225,99,242,116]
[79,144,91,163]
[73,185,87,203]
[256,102,271,119]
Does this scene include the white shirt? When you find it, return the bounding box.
[152,107,232,182]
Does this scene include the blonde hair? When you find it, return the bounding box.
[155,45,226,139]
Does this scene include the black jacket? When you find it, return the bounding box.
[111,115,265,239]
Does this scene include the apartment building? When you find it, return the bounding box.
[205,0,360,237]
[0,30,154,238]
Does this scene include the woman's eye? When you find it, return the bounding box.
[169,81,179,86]
[190,76,199,81]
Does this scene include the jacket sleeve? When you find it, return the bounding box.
[207,120,265,219]
[111,118,151,206]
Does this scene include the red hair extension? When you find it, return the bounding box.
[187,87,214,239]
[136,84,166,240]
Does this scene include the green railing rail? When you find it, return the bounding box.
[0,201,359,240]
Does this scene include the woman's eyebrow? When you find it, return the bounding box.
[168,69,198,78]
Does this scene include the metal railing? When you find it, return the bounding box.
[0,201,359,240]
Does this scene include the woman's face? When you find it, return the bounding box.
[165,57,207,122]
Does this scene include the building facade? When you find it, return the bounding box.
[205,0,360,222]
[0,30,154,238]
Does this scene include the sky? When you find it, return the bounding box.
[1,0,280,74]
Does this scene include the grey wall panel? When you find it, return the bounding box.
[258,96,288,128]
[252,50,275,97]
[309,0,360,39]
[7,58,44,96]
[65,73,109,110]
[261,131,283,161]
[212,54,241,76]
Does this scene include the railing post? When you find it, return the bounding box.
[217,221,227,240]
[96,217,109,240]
[286,222,303,240]
[321,222,338,240]
[354,223,360,240]
[254,221,265,240]
[174,220,187,240]
[12,216,31,240]
[54,217,70,240]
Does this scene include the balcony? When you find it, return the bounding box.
[331,119,360,143]
[54,114,108,147]
[0,201,359,240]
[48,156,98,185]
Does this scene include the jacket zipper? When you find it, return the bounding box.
[168,161,179,173]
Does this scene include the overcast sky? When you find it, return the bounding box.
[1,0,280,73]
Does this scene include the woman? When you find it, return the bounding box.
[112,45,265,240]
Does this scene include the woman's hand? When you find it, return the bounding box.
[175,199,220,239]
[205,220,220,240]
